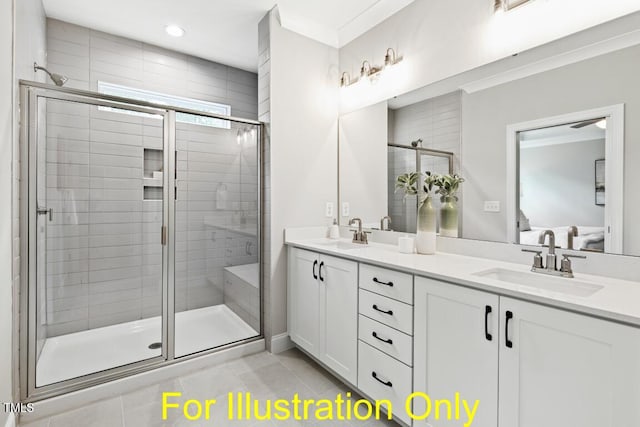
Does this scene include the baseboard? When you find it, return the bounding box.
[3,413,16,427]
[270,333,294,354]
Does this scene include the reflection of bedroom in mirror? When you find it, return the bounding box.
[517,119,606,252]
[507,104,626,255]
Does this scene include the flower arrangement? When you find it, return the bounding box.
[395,171,440,204]
[434,173,465,203]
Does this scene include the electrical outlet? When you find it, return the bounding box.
[484,201,501,212]
[325,202,334,218]
[342,202,350,217]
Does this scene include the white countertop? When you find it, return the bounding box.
[285,236,640,327]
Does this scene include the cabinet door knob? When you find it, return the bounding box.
[372,331,393,344]
[371,371,393,387]
[373,277,393,287]
[372,304,393,316]
[485,305,493,341]
[505,310,514,348]
[312,260,318,280]
[319,262,325,282]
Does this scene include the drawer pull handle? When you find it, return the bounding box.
[372,331,393,344]
[371,371,393,387]
[485,305,493,341]
[373,277,393,287]
[372,304,393,316]
[505,310,513,348]
[312,260,318,280]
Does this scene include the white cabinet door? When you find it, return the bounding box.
[499,297,640,427]
[414,277,499,427]
[287,248,320,355]
[319,254,358,384]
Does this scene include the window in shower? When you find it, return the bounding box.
[97,81,232,129]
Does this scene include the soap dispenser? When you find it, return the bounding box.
[329,219,340,239]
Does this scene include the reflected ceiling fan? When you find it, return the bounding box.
[571,118,606,129]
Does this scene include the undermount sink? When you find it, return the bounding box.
[474,268,603,297]
[315,240,365,250]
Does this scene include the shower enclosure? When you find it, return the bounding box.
[19,82,262,400]
[387,143,453,233]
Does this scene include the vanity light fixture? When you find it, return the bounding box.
[236,127,256,145]
[494,0,531,12]
[339,48,403,88]
[360,60,380,84]
[340,72,352,88]
[383,48,403,69]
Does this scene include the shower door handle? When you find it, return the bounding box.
[37,206,53,221]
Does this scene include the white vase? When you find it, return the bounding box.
[416,196,436,254]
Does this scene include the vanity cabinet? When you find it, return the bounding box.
[498,297,640,427]
[357,263,414,425]
[287,247,358,384]
[414,277,499,427]
[414,276,640,427]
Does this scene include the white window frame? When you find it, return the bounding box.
[97,81,231,129]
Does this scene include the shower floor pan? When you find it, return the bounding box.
[36,304,258,387]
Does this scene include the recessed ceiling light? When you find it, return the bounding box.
[165,25,185,37]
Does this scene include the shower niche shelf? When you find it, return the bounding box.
[144,148,163,200]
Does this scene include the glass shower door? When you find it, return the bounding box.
[173,117,260,357]
[31,93,168,389]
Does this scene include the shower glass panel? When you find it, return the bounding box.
[388,145,453,233]
[33,95,167,387]
[174,117,260,357]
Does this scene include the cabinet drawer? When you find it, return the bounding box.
[359,315,413,366]
[359,264,413,304]
[359,289,413,335]
[358,341,412,425]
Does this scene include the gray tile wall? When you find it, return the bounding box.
[175,122,259,314]
[44,19,258,336]
[47,19,258,119]
[388,91,461,233]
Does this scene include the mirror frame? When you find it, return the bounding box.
[505,104,625,253]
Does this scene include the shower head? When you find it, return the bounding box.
[33,62,68,87]
[411,138,423,148]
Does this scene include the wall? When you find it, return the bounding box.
[520,139,605,227]
[338,0,640,113]
[1,0,14,421]
[461,44,640,256]
[10,0,48,408]
[261,8,339,344]
[41,19,258,336]
[47,19,257,119]
[338,101,387,227]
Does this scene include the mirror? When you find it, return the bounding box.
[338,27,640,256]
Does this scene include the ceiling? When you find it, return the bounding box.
[42,0,414,72]
[520,121,606,149]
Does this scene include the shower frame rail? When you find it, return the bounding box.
[18,81,264,402]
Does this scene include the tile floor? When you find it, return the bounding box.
[21,348,400,427]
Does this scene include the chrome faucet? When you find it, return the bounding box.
[380,216,392,231]
[538,230,557,271]
[349,218,369,244]
[521,229,587,278]
[567,225,578,250]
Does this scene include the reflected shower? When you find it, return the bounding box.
[33,62,68,86]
